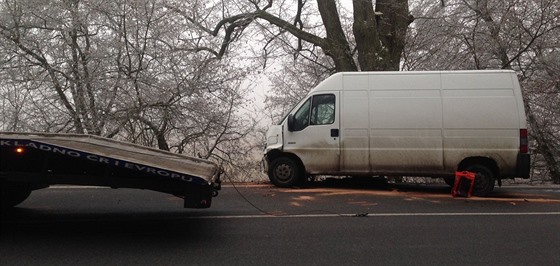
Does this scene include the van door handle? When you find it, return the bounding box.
[331,129,339,137]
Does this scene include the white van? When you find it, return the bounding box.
[263,70,531,196]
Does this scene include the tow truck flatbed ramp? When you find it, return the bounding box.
[0,132,221,208]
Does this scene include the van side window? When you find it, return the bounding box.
[310,94,335,125]
[292,94,335,131]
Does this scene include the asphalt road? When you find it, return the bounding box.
[1,181,559,265]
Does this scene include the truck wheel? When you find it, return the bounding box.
[0,182,32,209]
[464,164,495,196]
[268,157,303,187]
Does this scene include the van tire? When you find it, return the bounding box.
[464,164,495,196]
[268,157,303,187]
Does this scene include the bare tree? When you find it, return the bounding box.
[168,0,414,72]
[0,0,107,134]
[0,0,260,180]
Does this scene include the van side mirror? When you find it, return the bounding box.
[287,114,294,132]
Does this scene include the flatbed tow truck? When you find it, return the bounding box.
[0,132,221,209]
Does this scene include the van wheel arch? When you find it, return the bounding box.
[458,157,498,196]
[267,151,305,171]
[265,149,283,163]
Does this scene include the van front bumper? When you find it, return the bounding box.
[515,153,531,179]
[262,155,270,174]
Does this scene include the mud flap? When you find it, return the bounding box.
[452,171,476,198]
[184,184,213,208]
[515,153,531,178]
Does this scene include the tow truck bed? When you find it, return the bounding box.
[0,132,221,208]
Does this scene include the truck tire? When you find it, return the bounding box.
[463,164,495,197]
[268,157,303,187]
[0,181,32,209]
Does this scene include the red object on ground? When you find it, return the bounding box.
[452,171,476,197]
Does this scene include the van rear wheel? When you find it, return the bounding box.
[463,164,495,196]
[268,157,303,187]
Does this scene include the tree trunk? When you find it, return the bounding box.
[352,0,381,71]
[318,0,412,71]
[317,0,357,71]
[375,0,413,71]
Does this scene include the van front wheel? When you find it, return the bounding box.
[268,157,303,187]
[464,164,495,197]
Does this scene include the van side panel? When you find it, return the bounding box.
[441,72,520,174]
[367,74,444,173]
[340,89,370,172]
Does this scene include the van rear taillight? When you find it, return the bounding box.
[520,129,528,153]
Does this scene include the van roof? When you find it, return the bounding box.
[312,70,516,93]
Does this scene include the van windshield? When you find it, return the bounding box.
[277,96,308,125]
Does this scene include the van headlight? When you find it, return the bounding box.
[267,136,278,145]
